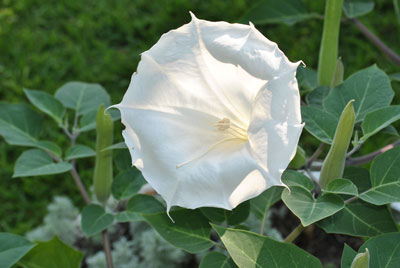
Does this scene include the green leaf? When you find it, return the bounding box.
[77,109,120,132]
[343,0,374,18]
[250,186,283,220]
[115,211,143,223]
[301,106,337,144]
[0,103,43,146]
[65,144,95,160]
[143,209,213,253]
[358,233,400,267]
[342,244,358,268]
[212,224,322,268]
[317,200,398,237]
[18,236,83,268]
[343,167,371,193]
[0,232,35,268]
[34,141,62,157]
[81,204,114,237]
[13,149,72,177]
[23,89,65,124]
[324,178,358,195]
[282,186,344,226]
[381,125,399,136]
[361,105,400,142]
[111,169,146,200]
[359,146,400,205]
[127,194,165,214]
[306,86,330,107]
[102,142,127,151]
[297,66,318,92]
[240,0,318,26]
[323,65,394,123]
[351,248,370,268]
[54,81,110,115]
[200,201,250,226]
[281,170,314,191]
[199,252,237,268]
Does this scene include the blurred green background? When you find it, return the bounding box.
[0,0,399,234]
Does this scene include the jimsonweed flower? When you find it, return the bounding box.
[114,13,303,212]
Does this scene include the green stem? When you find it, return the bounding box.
[284,224,304,243]
[317,0,344,86]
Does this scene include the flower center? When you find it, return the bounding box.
[176,118,248,168]
[215,118,248,140]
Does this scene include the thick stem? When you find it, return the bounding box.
[70,163,91,205]
[317,0,344,85]
[352,18,400,68]
[284,224,304,243]
[102,230,114,268]
[346,139,400,166]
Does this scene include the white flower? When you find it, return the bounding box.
[114,13,303,212]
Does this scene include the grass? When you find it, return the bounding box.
[0,0,399,234]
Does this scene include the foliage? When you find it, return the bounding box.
[1,0,400,267]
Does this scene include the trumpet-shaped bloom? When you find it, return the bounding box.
[114,13,303,212]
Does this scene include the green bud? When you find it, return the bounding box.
[330,57,344,90]
[289,146,306,169]
[351,248,369,268]
[319,100,355,189]
[93,105,114,204]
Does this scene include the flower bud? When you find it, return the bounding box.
[319,100,355,189]
[93,105,114,203]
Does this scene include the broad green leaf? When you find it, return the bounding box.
[115,211,143,223]
[343,167,371,193]
[34,141,62,157]
[343,0,374,18]
[360,146,400,205]
[0,232,35,268]
[114,149,132,172]
[297,66,318,92]
[324,178,358,195]
[111,169,145,200]
[23,89,64,124]
[351,248,369,268]
[289,146,306,169]
[212,224,322,268]
[199,252,237,268]
[323,65,393,123]
[77,109,120,132]
[282,186,344,226]
[103,142,127,151]
[200,201,250,226]
[317,200,398,237]
[342,244,358,268]
[358,233,400,267]
[281,170,314,191]
[127,194,165,214]
[81,204,114,237]
[18,236,82,268]
[54,82,110,115]
[306,86,330,107]
[0,103,43,146]
[240,0,318,26]
[65,144,95,160]
[301,106,337,144]
[13,149,71,177]
[250,186,283,220]
[143,209,213,253]
[361,106,400,142]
